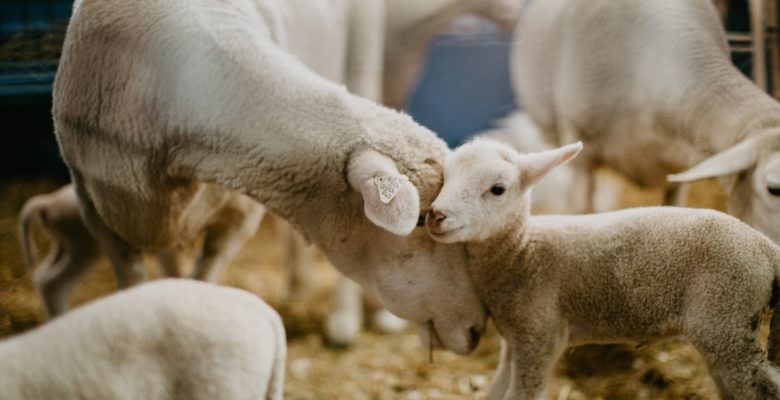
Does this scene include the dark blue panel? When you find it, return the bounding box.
[406,32,517,148]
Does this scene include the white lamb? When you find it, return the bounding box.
[513,0,780,245]
[53,0,487,354]
[427,138,780,400]
[0,279,286,400]
[18,184,264,318]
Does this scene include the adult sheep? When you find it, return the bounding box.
[513,0,780,244]
[53,0,486,354]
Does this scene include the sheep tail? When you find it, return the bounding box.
[768,277,780,366]
[18,197,44,271]
[266,311,287,400]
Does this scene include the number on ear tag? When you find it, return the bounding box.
[374,174,409,204]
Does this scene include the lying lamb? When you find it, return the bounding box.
[18,184,264,318]
[0,279,286,400]
[427,138,780,400]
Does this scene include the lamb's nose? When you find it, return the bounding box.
[426,210,447,229]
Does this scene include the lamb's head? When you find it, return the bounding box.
[668,131,780,244]
[426,139,582,243]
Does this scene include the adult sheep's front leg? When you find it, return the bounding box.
[76,188,146,288]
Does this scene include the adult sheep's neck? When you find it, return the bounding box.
[675,62,780,155]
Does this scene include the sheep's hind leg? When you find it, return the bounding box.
[688,321,780,399]
[35,246,98,318]
[503,324,567,400]
[189,203,265,282]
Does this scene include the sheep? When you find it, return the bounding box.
[512,0,780,246]
[52,0,487,354]
[427,138,780,400]
[316,0,522,346]
[0,279,286,400]
[18,184,264,318]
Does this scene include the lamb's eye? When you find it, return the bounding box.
[490,185,506,196]
[768,186,780,197]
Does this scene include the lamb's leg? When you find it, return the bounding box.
[503,326,568,400]
[189,203,265,282]
[325,276,364,347]
[687,307,780,400]
[487,339,513,400]
[767,294,780,365]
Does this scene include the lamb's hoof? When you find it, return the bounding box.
[371,308,408,334]
[324,310,362,348]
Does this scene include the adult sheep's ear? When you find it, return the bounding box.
[348,150,420,236]
[668,137,757,183]
[519,142,583,188]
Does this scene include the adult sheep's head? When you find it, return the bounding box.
[668,130,780,245]
[331,148,487,355]
[426,139,582,243]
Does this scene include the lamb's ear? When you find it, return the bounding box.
[519,142,583,188]
[348,150,420,236]
[668,138,757,183]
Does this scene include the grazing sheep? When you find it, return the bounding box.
[0,279,286,400]
[53,0,487,354]
[512,0,780,246]
[427,138,780,400]
[18,184,264,318]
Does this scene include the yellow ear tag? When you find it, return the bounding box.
[374,174,408,204]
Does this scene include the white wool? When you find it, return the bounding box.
[430,139,780,399]
[53,0,486,354]
[0,280,286,400]
[512,0,780,246]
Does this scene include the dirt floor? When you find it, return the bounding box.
[0,171,737,399]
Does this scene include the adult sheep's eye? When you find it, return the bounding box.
[490,185,506,196]
[768,186,780,197]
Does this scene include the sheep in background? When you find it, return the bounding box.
[427,138,780,400]
[18,184,264,318]
[512,0,780,246]
[0,279,286,400]
[53,0,487,354]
